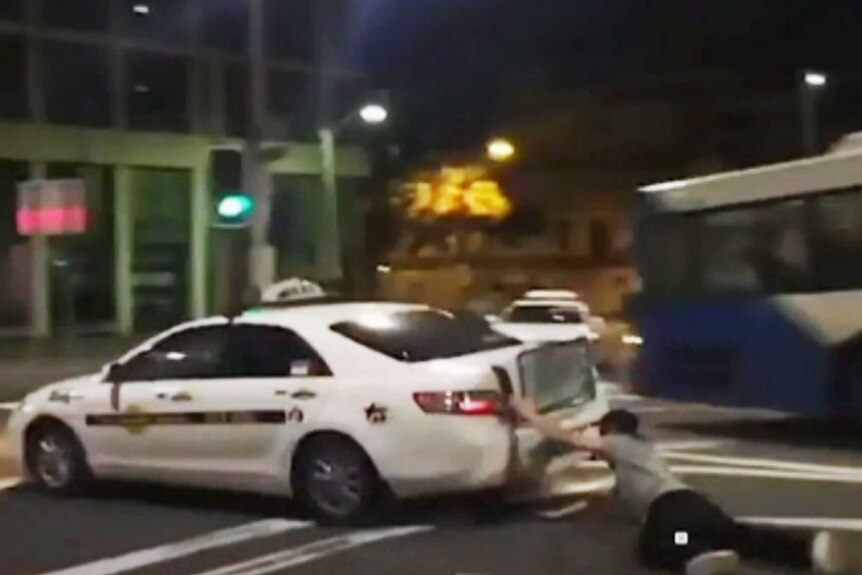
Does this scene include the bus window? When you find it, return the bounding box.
[640,216,691,297]
[699,208,761,294]
[811,189,862,291]
[697,200,809,295]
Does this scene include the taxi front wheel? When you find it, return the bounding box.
[292,436,381,525]
[25,422,92,495]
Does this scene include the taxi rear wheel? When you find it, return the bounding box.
[26,422,91,495]
[293,436,380,525]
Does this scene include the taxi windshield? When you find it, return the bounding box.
[331,310,520,362]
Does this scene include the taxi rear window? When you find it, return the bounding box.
[505,306,584,324]
[331,310,520,362]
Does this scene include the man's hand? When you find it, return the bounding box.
[510,396,540,421]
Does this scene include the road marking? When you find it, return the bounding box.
[738,517,862,532]
[191,525,432,575]
[671,465,862,483]
[664,452,862,478]
[656,440,729,452]
[628,405,677,414]
[0,402,19,411]
[36,519,311,575]
[535,499,589,519]
[0,478,20,491]
[607,394,644,402]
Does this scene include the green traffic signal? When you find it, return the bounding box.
[216,194,254,223]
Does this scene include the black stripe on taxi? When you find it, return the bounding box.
[85,410,287,426]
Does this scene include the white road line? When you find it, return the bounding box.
[738,517,862,532]
[607,394,645,402]
[628,406,677,414]
[670,465,862,483]
[656,440,729,452]
[36,519,311,575]
[0,402,19,411]
[0,478,20,491]
[664,452,862,478]
[192,525,432,575]
[535,499,590,519]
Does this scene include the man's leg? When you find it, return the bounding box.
[721,522,811,569]
[640,490,736,572]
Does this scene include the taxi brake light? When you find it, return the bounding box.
[413,391,501,416]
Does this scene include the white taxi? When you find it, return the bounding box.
[8,285,608,524]
[490,293,603,345]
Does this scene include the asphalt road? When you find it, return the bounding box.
[1,388,861,575]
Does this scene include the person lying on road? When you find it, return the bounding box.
[511,399,862,575]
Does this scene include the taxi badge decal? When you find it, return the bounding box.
[124,405,150,436]
[364,403,387,424]
[287,407,304,423]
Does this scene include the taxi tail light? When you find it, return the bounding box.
[413,390,503,416]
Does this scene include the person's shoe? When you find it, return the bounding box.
[812,530,862,573]
[685,550,741,575]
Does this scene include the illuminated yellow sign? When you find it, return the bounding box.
[405,166,512,220]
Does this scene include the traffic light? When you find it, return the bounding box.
[211,148,253,228]
[217,194,254,221]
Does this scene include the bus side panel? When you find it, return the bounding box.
[635,299,833,418]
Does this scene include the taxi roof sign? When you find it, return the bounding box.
[261,278,328,304]
[523,289,580,301]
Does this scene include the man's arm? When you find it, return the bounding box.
[511,398,606,455]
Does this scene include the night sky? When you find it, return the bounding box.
[354,1,862,155]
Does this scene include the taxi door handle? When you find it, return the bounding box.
[289,389,316,400]
[156,389,193,402]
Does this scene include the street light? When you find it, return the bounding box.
[487,138,516,162]
[318,96,390,286]
[804,72,828,88]
[800,70,828,155]
[359,104,388,125]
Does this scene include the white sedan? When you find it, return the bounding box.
[8,299,608,523]
[490,298,603,345]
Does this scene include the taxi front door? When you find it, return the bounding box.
[89,323,332,488]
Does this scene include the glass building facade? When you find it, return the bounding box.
[0,0,371,335]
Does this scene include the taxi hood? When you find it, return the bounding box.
[24,373,102,403]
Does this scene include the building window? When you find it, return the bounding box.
[269,69,316,140]
[225,63,248,137]
[203,1,248,53]
[264,0,316,61]
[41,0,111,32]
[124,0,196,47]
[127,51,189,133]
[555,220,571,251]
[590,219,611,259]
[0,35,27,119]
[0,1,23,22]
[44,41,112,127]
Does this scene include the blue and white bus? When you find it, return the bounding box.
[633,136,862,421]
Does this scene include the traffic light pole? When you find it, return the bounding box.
[245,0,275,298]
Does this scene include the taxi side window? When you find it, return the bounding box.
[115,326,230,382]
[225,325,332,378]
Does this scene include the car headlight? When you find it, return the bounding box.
[15,401,34,414]
[622,334,643,346]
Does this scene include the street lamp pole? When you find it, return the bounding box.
[317,102,389,288]
[800,70,827,156]
[244,0,275,296]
